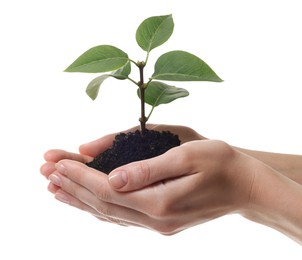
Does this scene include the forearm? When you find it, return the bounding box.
[235,147,302,185]
[242,161,302,245]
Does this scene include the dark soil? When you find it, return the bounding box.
[86,129,180,174]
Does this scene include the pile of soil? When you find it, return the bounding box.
[86,129,180,174]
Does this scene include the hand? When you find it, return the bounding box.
[41,135,256,234]
[40,124,302,243]
[40,124,205,192]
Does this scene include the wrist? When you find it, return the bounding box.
[234,147,302,185]
[241,162,302,244]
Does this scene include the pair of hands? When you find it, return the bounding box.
[40,124,257,234]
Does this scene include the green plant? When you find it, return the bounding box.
[65,14,222,134]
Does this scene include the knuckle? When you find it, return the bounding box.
[145,196,181,235]
[137,161,152,183]
[154,221,179,235]
[152,206,170,220]
[127,161,152,187]
[214,139,233,152]
[62,179,78,197]
[212,140,236,161]
[178,145,194,163]
[95,204,126,226]
[94,183,111,202]
[173,145,196,172]
[148,197,174,220]
[96,203,111,217]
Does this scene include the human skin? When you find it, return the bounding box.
[40,124,302,244]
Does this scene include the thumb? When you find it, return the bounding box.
[79,132,117,157]
[108,145,190,191]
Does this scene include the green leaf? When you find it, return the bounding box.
[86,75,110,100]
[111,61,131,80]
[151,51,223,82]
[65,45,128,73]
[137,81,189,107]
[136,14,174,52]
[85,62,131,100]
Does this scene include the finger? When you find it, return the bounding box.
[40,162,56,179]
[53,189,112,223]
[52,159,199,233]
[54,159,167,216]
[54,190,143,228]
[108,144,195,191]
[41,149,92,180]
[79,133,117,157]
[49,168,156,228]
[47,181,60,193]
[44,149,92,163]
[54,159,136,207]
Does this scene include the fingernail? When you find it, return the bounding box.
[55,191,69,204]
[108,170,128,189]
[48,174,61,187]
[55,163,67,175]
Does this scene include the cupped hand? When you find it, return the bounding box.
[43,137,256,234]
[40,124,205,194]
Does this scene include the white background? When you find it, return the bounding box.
[1,0,301,258]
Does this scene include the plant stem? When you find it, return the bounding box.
[138,62,147,134]
[140,87,147,134]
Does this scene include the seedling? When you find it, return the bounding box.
[65,14,222,134]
